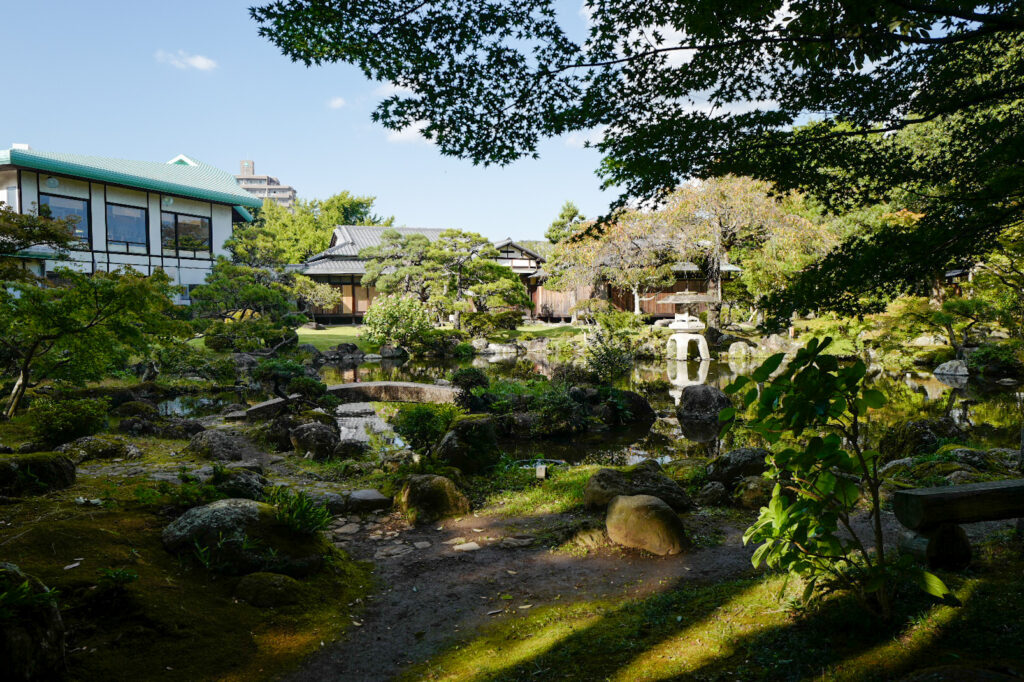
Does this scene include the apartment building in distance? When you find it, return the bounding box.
[235,160,297,208]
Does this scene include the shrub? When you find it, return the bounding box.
[264,486,331,534]
[0,568,59,621]
[203,318,297,353]
[584,327,635,383]
[392,403,466,452]
[635,378,672,397]
[96,567,139,593]
[462,310,523,336]
[362,295,433,348]
[450,367,489,409]
[550,363,599,386]
[156,341,236,382]
[452,342,475,359]
[26,396,109,445]
[532,383,590,435]
[412,328,469,356]
[967,342,1023,378]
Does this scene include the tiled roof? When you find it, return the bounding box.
[493,238,546,263]
[0,147,262,210]
[306,225,447,261]
[303,259,369,275]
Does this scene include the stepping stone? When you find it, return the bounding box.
[335,523,360,534]
[347,489,392,512]
[414,541,432,549]
[453,542,481,552]
[499,536,535,548]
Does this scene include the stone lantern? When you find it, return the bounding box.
[660,293,716,361]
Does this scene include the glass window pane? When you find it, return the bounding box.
[106,204,147,246]
[161,213,177,254]
[40,194,89,242]
[176,215,210,253]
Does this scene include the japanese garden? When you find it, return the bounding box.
[1,2,1023,681]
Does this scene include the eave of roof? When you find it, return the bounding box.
[0,148,262,212]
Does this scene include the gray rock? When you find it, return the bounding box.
[185,429,263,462]
[362,354,383,361]
[605,494,691,556]
[379,345,408,358]
[57,435,142,463]
[347,489,392,512]
[0,563,65,682]
[290,422,340,460]
[470,338,490,351]
[675,384,731,421]
[707,448,770,487]
[728,341,753,359]
[584,459,694,511]
[312,492,349,514]
[432,414,500,474]
[161,498,326,576]
[334,438,371,460]
[616,390,657,424]
[213,469,268,500]
[934,359,969,377]
[0,454,76,496]
[733,476,774,510]
[879,457,915,476]
[694,481,730,507]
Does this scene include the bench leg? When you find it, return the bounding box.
[899,523,972,571]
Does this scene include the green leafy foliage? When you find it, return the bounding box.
[25,396,109,446]
[155,341,236,382]
[0,569,59,621]
[462,310,523,337]
[203,318,299,353]
[391,403,466,453]
[361,295,433,348]
[729,338,954,618]
[264,486,331,534]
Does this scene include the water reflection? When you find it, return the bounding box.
[314,354,1023,463]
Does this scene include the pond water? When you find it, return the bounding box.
[317,353,1024,464]
[156,390,259,418]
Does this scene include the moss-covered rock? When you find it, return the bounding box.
[733,475,774,510]
[57,435,142,463]
[397,474,470,524]
[584,459,694,511]
[234,572,303,608]
[0,453,75,496]
[110,400,159,418]
[878,418,964,462]
[289,422,339,460]
[161,498,329,576]
[184,430,263,463]
[212,469,268,500]
[0,563,65,682]
[431,414,500,474]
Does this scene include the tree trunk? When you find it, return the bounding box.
[4,367,30,420]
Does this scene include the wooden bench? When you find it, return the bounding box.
[893,479,1024,570]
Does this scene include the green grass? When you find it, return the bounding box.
[296,326,379,353]
[403,535,1024,681]
[488,324,584,343]
[468,464,599,517]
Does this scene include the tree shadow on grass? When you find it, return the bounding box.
[409,548,1024,682]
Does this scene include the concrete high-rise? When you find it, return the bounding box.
[235,160,297,208]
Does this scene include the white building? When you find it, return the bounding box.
[235,160,297,207]
[0,145,262,301]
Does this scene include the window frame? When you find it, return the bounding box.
[39,191,91,248]
[160,210,212,258]
[104,201,149,254]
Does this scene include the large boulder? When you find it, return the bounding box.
[694,481,730,507]
[878,418,964,462]
[290,422,340,460]
[397,475,470,524]
[57,435,142,463]
[707,448,770,487]
[584,459,694,512]
[675,385,731,422]
[0,454,75,496]
[431,414,500,474]
[161,498,329,576]
[0,563,65,682]
[333,438,371,460]
[934,359,969,377]
[212,469,268,500]
[728,341,753,360]
[118,417,204,440]
[605,495,691,556]
[234,572,303,608]
[184,429,263,463]
[615,390,657,424]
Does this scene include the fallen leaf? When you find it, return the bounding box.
[63,562,80,571]
[486,610,503,616]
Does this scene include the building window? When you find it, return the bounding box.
[106,203,148,253]
[39,193,89,245]
[161,211,211,257]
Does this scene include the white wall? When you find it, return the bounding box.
[6,169,242,296]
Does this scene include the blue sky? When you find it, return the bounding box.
[1,1,608,241]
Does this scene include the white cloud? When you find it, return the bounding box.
[374,82,415,97]
[386,120,430,144]
[564,125,607,148]
[155,50,217,71]
[327,96,347,109]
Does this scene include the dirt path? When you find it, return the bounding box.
[285,510,757,682]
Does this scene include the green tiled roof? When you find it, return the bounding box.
[0,148,262,211]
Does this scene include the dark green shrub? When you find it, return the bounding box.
[452,342,475,359]
[967,342,1023,377]
[635,378,672,397]
[264,486,331,534]
[584,328,635,383]
[412,328,469,356]
[392,403,466,452]
[450,367,489,409]
[26,397,109,445]
[550,363,599,386]
[532,383,590,435]
[156,342,236,382]
[96,567,139,593]
[203,319,297,353]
